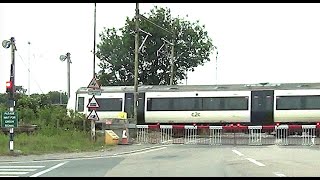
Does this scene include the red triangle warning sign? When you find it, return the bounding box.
[87,95,99,109]
[87,76,100,89]
[87,110,99,121]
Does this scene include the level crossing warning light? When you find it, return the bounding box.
[6,81,13,92]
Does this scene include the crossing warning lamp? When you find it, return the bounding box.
[6,81,12,92]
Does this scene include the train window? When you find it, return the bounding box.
[202,97,221,110]
[304,95,320,109]
[172,97,199,111]
[92,98,122,111]
[223,97,249,110]
[147,98,172,111]
[147,97,200,111]
[147,96,248,111]
[77,97,84,112]
[265,95,273,111]
[276,96,301,110]
[252,96,260,110]
[202,97,248,110]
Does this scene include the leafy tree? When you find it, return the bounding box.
[0,93,7,105]
[96,6,214,86]
[47,91,68,105]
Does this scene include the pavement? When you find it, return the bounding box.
[0,143,167,163]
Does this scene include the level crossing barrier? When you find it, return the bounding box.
[135,123,320,146]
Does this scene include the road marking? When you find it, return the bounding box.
[0,165,45,177]
[0,172,28,175]
[0,145,170,164]
[112,145,169,156]
[232,149,244,156]
[116,147,167,156]
[0,166,44,168]
[0,169,37,171]
[245,158,266,167]
[274,172,286,177]
[29,161,68,177]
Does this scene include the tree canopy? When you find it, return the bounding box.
[96,6,214,86]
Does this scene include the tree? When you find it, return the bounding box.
[47,91,68,105]
[96,6,214,86]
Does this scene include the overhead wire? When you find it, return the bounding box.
[16,51,44,94]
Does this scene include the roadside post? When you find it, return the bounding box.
[2,37,18,153]
[86,74,101,141]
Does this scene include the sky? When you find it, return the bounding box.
[1,3,320,95]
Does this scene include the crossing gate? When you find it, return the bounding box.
[248,126,262,145]
[135,124,320,146]
[275,125,288,145]
[136,125,149,144]
[160,125,173,144]
[209,126,222,145]
[302,125,316,146]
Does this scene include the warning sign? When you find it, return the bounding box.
[87,110,99,121]
[87,76,100,89]
[87,95,99,109]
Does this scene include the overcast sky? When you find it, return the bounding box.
[1,3,320,95]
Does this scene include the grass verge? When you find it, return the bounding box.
[0,127,113,156]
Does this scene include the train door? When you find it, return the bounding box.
[124,93,145,124]
[251,90,274,125]
[124,93,134,119]
[137,93,145,125]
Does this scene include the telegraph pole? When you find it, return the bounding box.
[66,53,71,99]
[134,3,139,125]
[93,2,97,77]
[91,3,97,142]
[214,46,218,85]
[169,21,175,86]
[28,41,31,96]
[169,41,174,85]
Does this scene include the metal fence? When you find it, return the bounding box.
[134,124,320,146]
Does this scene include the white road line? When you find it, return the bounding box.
[116,147,167,156]
[29,161,68,177]
[113,145,169,156]
[0,172,29,175]
[0,145,170,164]
[274,172,286,177]
[0,166,44,168]
[232,149,244,156]
[245,158,266,167]
[0,169,37,171]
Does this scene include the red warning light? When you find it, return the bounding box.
[6,81,12,89]
[317,122,320,126]
[237,123,240,127]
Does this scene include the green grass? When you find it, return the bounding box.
[0,127,114,156]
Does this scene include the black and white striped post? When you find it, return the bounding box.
[3,37,17,153]
[9,127,14,152]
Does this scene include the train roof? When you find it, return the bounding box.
[76,82,320,94]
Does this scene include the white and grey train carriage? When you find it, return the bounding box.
[67,82,320,125]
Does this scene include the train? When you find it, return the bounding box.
[66,82,320,126]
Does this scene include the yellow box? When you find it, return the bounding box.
[105,130,119,145]
[117,112,127,119]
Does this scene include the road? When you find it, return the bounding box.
[0,144,320,177]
